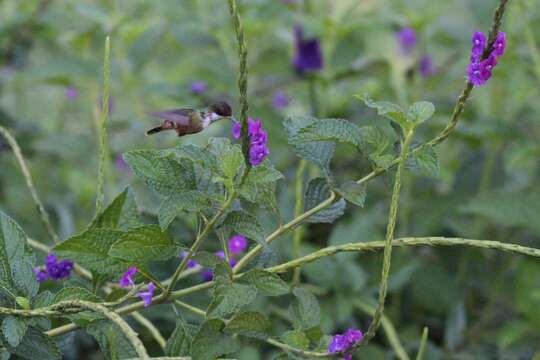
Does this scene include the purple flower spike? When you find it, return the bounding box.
[119,267,137,288]
[190,81,207,95]
[232,117,269,166]
[44,253,74,281]
[138,282,156,307]
[272,91,289,110]
[492,32,506,57]
[471,31,487,62]
[249,144,270,166]
[328,328,364,359]
[35,267,49,282]
[419,55,435,78]
[232,121,241,139]
[228,235,248,255]
[293,25,323,74]
[65,87,78,100]
[397,27,417,53]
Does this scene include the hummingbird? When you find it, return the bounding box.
[146,101,234,137]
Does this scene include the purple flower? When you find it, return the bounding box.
[119,267,137,288]
[272,91,289,110]
[328,328,364,359]
[138,282,156,307]
[65,87,78,100]
[215,251,237,267]
[293,25,323,74]
[180,251,199,269]
[232,121,241,139]
[466,31,506,87]
[39,253,73,281]
[419,55,435,78]
[232,117,270,166]
[228,235,248,255]
[190,81,207,95]
[397,27,417,53]
[115,154,130,173]
[35,267,49,282]
[201,270,214,282]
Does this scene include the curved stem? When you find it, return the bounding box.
[416,327,429,360]
[0,126,59,244]
[130,311,166,349]
[292,159,307,284]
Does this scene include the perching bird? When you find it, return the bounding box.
[146,101,233,137]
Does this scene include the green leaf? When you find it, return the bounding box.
[109,225,180,263]
[165,318,194,356]
[407,145,439,178]
[362,126,395,169]
[91,187,140,231]
[280,329,309,350]
[53,287,102,303]
[11,259,39,299]
[288,288,320,330]
[123,150,196,195]
[5,326,61,360]
[54,228,126,275]
[304,178,346,223]
[32,291,54,308]
[220,210,264,243]
[408,101,435,125]
[243,164,284,184]
[0,211,36,301]
[206,278,258,318]
[191,319,239,360]
[241,269,289,296]
[220,144,245,182]
[2,316,28,347]
[86,320,138,360]
[292,118,365,151]
[356,94,409,128]
[284,116,335,178]
[158,191,212,230]
[224,311,270,339]
[338,181,367,207]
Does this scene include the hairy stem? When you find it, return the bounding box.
[95,36,111,216]
[292,159,307,284]
[130,311,166,349]
[0,126,59,244]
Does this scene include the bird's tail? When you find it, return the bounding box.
[146,126,165,135]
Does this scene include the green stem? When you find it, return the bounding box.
[95,36,111,216]
[292,159,307,284]
[416,327,429,360]
[362,130,415,344]
[0,126,59,244]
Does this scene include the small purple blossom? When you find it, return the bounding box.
[293,25,323,74]
[36,253,73,281]
[180,251,199,269]
[419,55,435,78]
[190,81,207,95]
[228,235,248,255]
[466,31,506,87]
[215,250,237,267]
[397,27,417,53]
[65,87,78,100]
[115,154,130,173]
[201,270,214,282]
[328,328,364,359]
[137,282,156,307]
[231,117,270,166]
[119,267,137,288]
[272,91,289,110]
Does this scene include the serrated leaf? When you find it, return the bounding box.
[158,191,212,230]
[220,144,245,182]
[284,116,335,178]
[206,278,258,318]
[2,316,28,347]
[362,126,395,168]
[191,251,226,268]
[86,319,137,360]
[292,118,365,151]
[304,178,346,223]
[91,187,140,231]
[356,94,409,127]
[11,259,39,299]
[224,311,270,339]
[288,288,320,330]
[338,181,367,207]
[407,145,439,178]
[244,164,284,184]
[54,228,126,276]
[53,287,102,304]
[0,211,36,301]
[165,318,194,356]
[408,101,435,125]
[5,326,61,360]
[220,210,264,243]
[280,329,309,350]
[109,225,180,263]
[123,150,196,195]
[191,319,239,360]
[241,269,289,296]
[32,291,53,308]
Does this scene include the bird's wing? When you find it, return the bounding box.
[149,109,194,126]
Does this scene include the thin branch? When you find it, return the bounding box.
[416,327,429,360]
[0,125,59,244]
[131,311,166,349]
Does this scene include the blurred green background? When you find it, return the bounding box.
[0,0,539,359]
